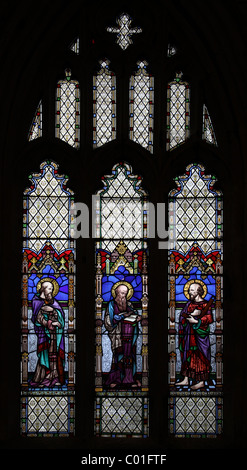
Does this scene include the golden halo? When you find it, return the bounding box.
[183,279,207,299]
[111,281,134,300]
[36,277,60,297]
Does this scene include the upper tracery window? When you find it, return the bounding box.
[28,100,42,141]
[166,72,190,151]
[202,104,217,146]
[106,13,142,50]
[129,60,154,153]
[55,68,80,149]
[93,59,116,148]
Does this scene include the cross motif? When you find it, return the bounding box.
[106,13,142,50]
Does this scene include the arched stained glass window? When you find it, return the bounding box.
[129,60,154,153]
[202,104,217,146]
[168,163,223,437]
[94,162,149,438]
[93,59,116,148]
[166,72,190,150]
[55,68,80,148]
[21,160,76,437]
[28,100,42,141]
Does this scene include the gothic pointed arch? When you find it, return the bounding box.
[94,161,149,437]
[21,160,76,436]
[168,163,223,437]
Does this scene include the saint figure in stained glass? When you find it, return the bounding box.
[104,283,142,389]
[176,281,214,390]
[29,278,65,388]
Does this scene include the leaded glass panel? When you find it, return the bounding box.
[202,104,217,146]
[168,163,223,437]
[106,13,142,50]
[94,162,149,438]
[28,100,42,141]
[93,59,116,148]
[21,161,76,437]
[55,69,80,148]
[166,72,190,150]
[129,61,154,153]
[70,37,79,55]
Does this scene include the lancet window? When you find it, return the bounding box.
[202,104,217,146]
[21,160,76,436]
[94,161,149,437]
[93,59,116,148]
[55,68,80,148]
[168,163,223,437]
[166,72,190,150]
[129,60,154,153]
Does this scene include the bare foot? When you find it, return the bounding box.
[176,377,189,386]
[110,383,117,389]
[191,381,204,390]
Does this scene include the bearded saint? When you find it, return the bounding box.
[104,283,142,389]
[176,282,213,390]
[30,279,65,388]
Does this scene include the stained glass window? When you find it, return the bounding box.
[55,68,80,148]
[166,72,190,150]
[94,162,149,437]
[21,160,76,437]
[70,37,79,55]
[106,13,142,50]
[28,100,42,141]
[93,59,116,148]
[202,104,217,146]
[168,163,223,437]
[129,60,154,153]
[167,44,177,57]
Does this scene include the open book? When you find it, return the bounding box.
[124,314,139,322]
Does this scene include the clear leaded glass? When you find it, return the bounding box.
[129,61,154,153]
[106,13,142,50]
[28,100,42,141]
[93,59,116,148]
[167,44,177,57]
[55,69,80,148]
[166,72,190,150]
[202,104,217,146]
[69,37,79,55]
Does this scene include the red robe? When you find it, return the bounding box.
[179,301,213,382]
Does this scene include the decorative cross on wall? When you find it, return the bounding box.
[106,13,142,50]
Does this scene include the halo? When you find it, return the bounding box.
[183,279,207,299]
[111,281,134,300]
[36,277,60,297]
